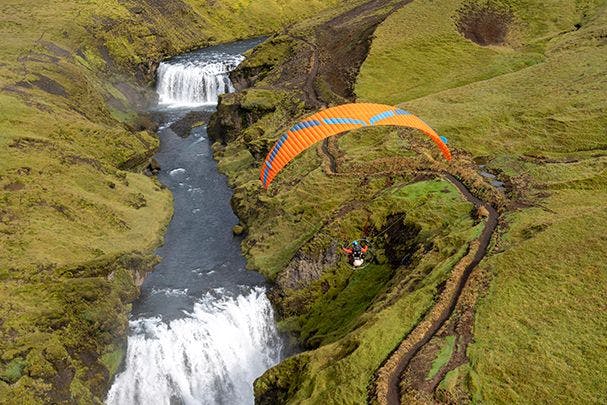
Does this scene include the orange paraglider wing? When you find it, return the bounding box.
[260,103,451,188]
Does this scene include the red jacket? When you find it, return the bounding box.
[342,246,368,254]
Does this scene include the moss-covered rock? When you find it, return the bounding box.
[254,354,309,405]
[208,88,304,148]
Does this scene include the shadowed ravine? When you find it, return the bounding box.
[106,38,284,405]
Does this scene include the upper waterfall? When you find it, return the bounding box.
[156,53,244,107]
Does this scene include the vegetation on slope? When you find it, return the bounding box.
[0,0,342,402]
[208,0,606,403]
[205,1,508,403]
[213,97,491,403]
[356,0,607,402]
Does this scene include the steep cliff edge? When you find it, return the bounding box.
[210,0,607,403]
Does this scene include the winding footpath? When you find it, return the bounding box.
[372,173,498,405]
[278,1,501,402]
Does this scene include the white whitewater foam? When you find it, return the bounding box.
[156,54,244,108]
[169,168,187,176]
[151,288,189,297]
[106,288,282,405]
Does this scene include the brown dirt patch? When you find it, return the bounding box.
[61,154,106,172]
[31,74,69,97]
[455,1,513,46]
[47,358,75,404]
[9,137,54,151]
[3,182,25,191]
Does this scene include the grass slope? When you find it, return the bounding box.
[207,3,501,402]
[254,180,482,404]
[356,0,607,401]
[0,0,342,402]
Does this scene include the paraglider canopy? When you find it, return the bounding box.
[260,103,451,188]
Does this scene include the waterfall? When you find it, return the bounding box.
[106,39,284,405]
[156,54,244,107]
[107,288,282,405]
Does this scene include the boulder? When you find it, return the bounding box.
[232,224,246,236]
[146,158,161,176]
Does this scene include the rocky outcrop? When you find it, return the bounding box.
[254,355,309,405]
[168,111,211,138]
[229,35,296,90]
[276,242,341,291]
[208,93,248,144]
[208,88,304,156]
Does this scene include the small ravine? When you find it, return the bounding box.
[106,38,284,405]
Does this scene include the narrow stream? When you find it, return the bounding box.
[106,38,284,405]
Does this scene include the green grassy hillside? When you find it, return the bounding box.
[3,0,605,402]
[356,0,607,402]
[210,0,605,403]
[0,0,341,402]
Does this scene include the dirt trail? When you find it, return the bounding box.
[249,1,501,402]
[290,0,410,189]
[290,4,500,402]
[322,139,338,173]
[371,173,498,405]
[285,0,409,107]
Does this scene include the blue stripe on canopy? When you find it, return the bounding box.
[369,110,396,125]
[268,134,288,163]
[290,120,321,132]
[263,167,270,186]
[322,117,367,126]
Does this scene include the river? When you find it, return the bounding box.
[106,38,284,405]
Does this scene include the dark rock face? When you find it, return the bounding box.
[168,110,211,138]
[230,63,273,91]
[276,242,340,291]
[208,88,298,147]
[31,74,69,97]
[146,157,161,176]
[207,93,246,144]
[383,214,422,267]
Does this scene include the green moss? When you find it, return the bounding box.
[25,350,55,380]
[1,358,27,384]
[254,355,309,405]
[242,89,285,110]
[100,347,124,380]
[428,335,456,380]
[297,263,394,346]
[436,364,472,403]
